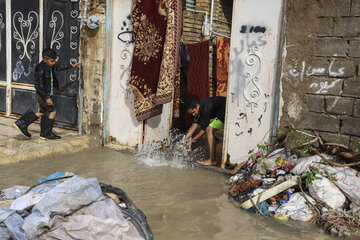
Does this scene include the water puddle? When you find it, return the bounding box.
[0,148,341,240]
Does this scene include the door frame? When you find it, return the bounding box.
[221,0,287,167]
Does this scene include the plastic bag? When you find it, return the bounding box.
[0,186,30,200]
[309,175,346,209]
[275,192,316,222]
[10,192,46,211]
[265,148,286,169]
[292,155,360,206]
[22,175,102,239]
[0,209,28,240]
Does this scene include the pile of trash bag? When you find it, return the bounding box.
[229,147,360,238]
[0,172,153,240]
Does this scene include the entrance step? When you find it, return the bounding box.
[0,117,91,165]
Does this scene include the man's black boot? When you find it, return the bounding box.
[40,116,61,140]
[14,110,39,138]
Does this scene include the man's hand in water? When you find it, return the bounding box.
[186,141,192,149]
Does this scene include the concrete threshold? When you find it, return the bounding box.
[0,117,91,165]
[104,142,137,154]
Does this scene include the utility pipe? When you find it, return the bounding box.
[185,8,230,39]
[210,0,215,35]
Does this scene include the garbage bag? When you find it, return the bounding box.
[0,208,28,240]
[309,175,346,209]
[0,186,30,200]
[38,198,144,240]
[0,225,11,240]
[292,155,322,175]
[292,155,360,206]
[265,148,286,169]
[29,181,62,195]
[10,192,46,211]
[275,192,316,222]
[22,175,102,239]
[318,165,360,206]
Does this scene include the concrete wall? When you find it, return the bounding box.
[79,0,106,140]
[280,0,360,148]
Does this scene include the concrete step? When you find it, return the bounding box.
[0,117,92,165]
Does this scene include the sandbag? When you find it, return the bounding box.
[309,176,346,209]
[292,155,360,206]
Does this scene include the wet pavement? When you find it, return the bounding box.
[0,148,339,240]
[0,117,91,164]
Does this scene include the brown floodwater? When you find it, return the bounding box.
[0,148,339,240]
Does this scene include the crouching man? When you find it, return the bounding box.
[183,96,226,166]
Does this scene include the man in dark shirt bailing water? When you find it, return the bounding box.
[183,96,226,166]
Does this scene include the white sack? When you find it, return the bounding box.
[292,154,360,206]
[275,192,316,222]
[309,175,346,209]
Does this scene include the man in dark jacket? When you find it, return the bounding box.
[14,48,80,140]
[183,96,226,166]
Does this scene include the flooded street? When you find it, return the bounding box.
[0,148,338,240]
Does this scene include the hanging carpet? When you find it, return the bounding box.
[216,37,230,97]
[185,40,210,126]
[130,0,168,121]
[185,40,209,100]
[155,0,184,106]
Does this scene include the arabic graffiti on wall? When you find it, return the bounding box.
[230,24,270,137]
[288,54,344,94]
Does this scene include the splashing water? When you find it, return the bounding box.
[135,129,205,168]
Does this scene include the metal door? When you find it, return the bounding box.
[223,0,285,164]
[0,0,80,129]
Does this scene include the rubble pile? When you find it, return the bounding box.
[229,126,360,238]
[0,172,153,240]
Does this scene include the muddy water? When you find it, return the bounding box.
[0,148,338,240]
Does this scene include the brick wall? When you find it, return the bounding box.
[280,0,360,148]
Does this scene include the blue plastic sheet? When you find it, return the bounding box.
[37,171,66,183]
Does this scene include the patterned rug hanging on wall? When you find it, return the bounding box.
[155,0,183,105]
[130,0,184,121]
[130,0,168,121]
[216,37,230,97]
[185,40,210,100]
